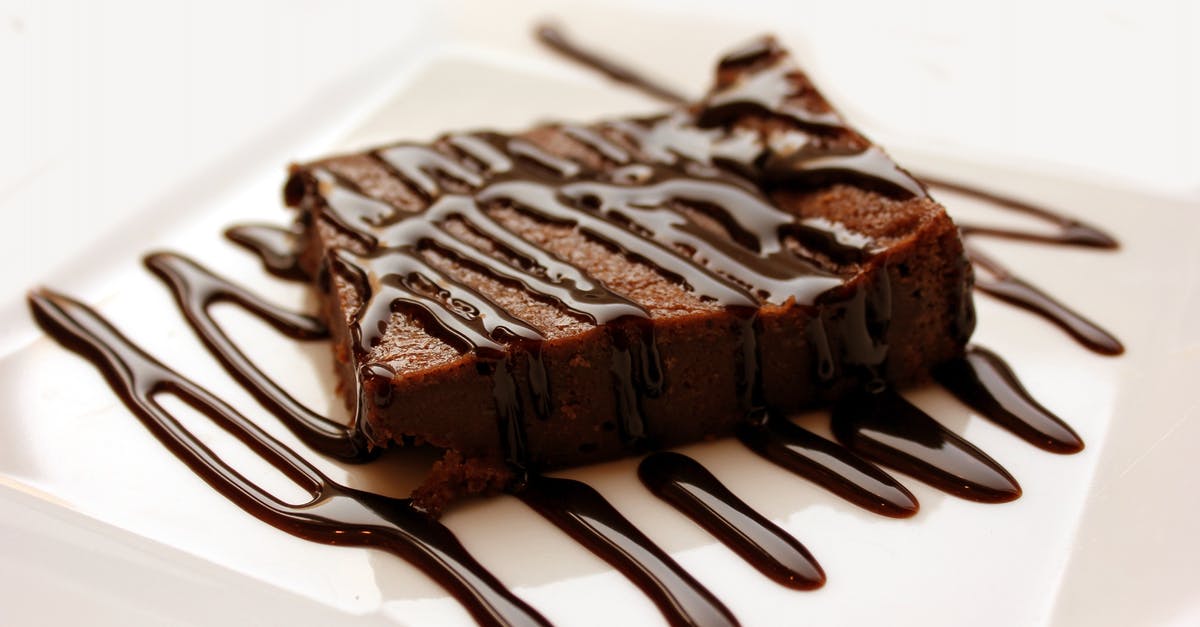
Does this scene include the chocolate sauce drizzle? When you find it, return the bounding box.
[935,346,1084,453]
[225,224,308,280]
[736,417,919,518]
[519,476,739,627]
[132,242,807,620]
[920,176,1119,249]
[23,26,1130,627]
[536,22,1125,358]
[535,24,690,105]
[638,452,826,590]
[27,289,549,627]
[30,268,1080,623]
[832,388,1022,503]
[914,177,1124,356]
[143,252,374,461]
[966,244,1125,356]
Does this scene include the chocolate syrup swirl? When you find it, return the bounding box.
[638,452,826,590]
[225,224,309,280]
[143,252,375,461]
[968,246,1124,356]
[935,346,1084,454]
[535,24,690,105]
[921,176,1119,249]
[519,476,739,627]
[832,388,1022,503]
[736,417,919,518]
[916,177,1125,356]
[27,289,549,627]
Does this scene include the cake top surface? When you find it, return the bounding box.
[287,37,941,371]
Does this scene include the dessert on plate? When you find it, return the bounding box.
[27,26,1121,626]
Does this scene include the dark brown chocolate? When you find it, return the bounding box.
[736,415,920,517]
[967,245,1124,356]
[638,451,826,590]
[520,475,740,626]
[832,388,1022,503]
[286,37,974,511]
[27,290,549,627]
[934,345,1084,453]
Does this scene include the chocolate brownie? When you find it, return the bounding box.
[283,37,974,512]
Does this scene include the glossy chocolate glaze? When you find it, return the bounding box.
[225,224,309,280]
[968,246,1125,356]
[736,417,919,517]
[935,346,1084,453]
[832,388,1022,503]
[27,289,549,627]
[920,176,1119,249]
[519,476,739,627]
[299,77,931,470]
[638,452,826,589]
[143,252,375,461]
[917,178,1125,356]
[701,58,844,131]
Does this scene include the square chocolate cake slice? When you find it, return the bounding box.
[283,37,974,512]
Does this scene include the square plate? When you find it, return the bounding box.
[3,2,1198,625]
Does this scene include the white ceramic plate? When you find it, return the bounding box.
[3,3,1199,626]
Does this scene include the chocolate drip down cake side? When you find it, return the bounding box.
[283,37,975,513]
